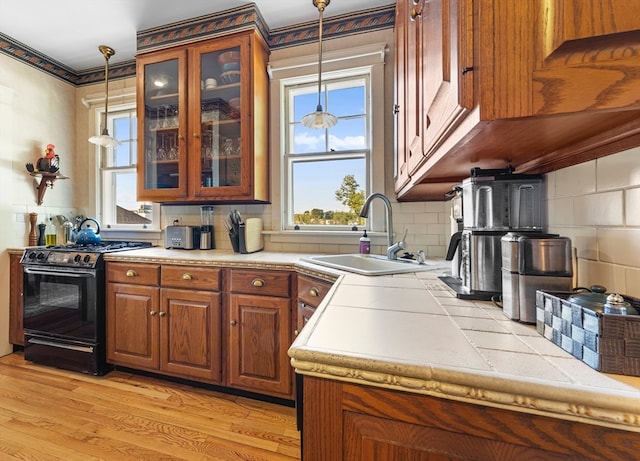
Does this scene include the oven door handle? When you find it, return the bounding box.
[27,337,94,353]
[24,267,94,278]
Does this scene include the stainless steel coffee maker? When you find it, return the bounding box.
[441,167,546,299]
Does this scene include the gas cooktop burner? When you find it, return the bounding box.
[46,241,153,253]
[21,241,153,269]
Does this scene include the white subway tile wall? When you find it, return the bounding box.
[547,146,640,298]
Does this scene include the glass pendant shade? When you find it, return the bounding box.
[89,132,121,147]
[301,0,337,129]
[89,45,121,147]
[301,104,338,129]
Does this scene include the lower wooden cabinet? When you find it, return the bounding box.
[302,376,639,461]
[160,288,222,382]
[228,293,292,398]
[295,274,334,336]
[106,262,223,383]
[228,269,293,399]
[106,263,296,399]
[107,282,160,370]
[9,251,24,346]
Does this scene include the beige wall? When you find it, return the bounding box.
[547,146,640,298]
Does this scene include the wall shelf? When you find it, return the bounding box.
[29,172,68,205]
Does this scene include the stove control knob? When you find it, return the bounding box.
[73,254,82,263]
[28,251,38,260]
[83,255,92,264]
[36,252,46,260]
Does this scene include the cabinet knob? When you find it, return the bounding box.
[182,273,193,280]
[150,310,158,316]
[294,329,299,336]
[178,135,185,141]
[251,278,265,287]
[230,320,237,326]
[461,66,475,75]
[309,288,319,297]
[159,311,167,317]
[126,269,138,277]
[193,133,200,139]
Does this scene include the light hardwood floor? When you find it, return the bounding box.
[0,352,301,461]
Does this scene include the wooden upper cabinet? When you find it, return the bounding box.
[137,29,270,203]
[396,0,640,201]
[395,0,474,192]
[483,0,640,119]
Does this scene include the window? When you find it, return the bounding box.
[99,105,159,229]
[283,71,371,230]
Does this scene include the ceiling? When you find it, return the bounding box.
[0,0,393,72]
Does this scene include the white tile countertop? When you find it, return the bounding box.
[288,270,640,433]
[102,248,640,432]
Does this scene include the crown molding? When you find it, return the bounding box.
[0,4,394,87]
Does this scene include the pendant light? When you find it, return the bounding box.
[301,0,338,129]
[89,45,121,147]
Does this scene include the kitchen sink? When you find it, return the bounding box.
[302,253,438,276]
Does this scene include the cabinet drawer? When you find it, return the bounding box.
[230,270,291,298]
[107,262,160,285]
[161,265,221,291]
[297,275,333,307]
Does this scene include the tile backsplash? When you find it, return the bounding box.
[547,146,640,298]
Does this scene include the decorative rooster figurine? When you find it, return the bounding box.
[26,143,60,174]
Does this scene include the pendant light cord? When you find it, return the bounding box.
[316,4,324,111]
[102,50,110,136]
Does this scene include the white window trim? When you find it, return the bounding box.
[268,42,387,237]
[90,101,161,231]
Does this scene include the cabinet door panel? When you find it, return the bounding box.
[229,294,292,397]
[422,0,473,157]
[137,49,189,201]
[343,412,564,461]
[106,284,160,370]
[405,0,424,175]
[161,288,222,382]
[394,0,410,191]
[532,0,640,115]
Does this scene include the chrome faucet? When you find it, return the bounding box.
[359,192,407,260]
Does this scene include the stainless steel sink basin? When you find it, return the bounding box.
[302,254,437,276]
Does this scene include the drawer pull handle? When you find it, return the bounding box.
[126,269,138,277]
[309,288,319,297]
[251,278,265,287]
[150,310,158,316]
[182,273,193,280]
[159,312,167,317]
[230,320,237,326]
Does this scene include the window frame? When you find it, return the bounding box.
[94,102,160,231]
[282,70,372,231]
[268,42,388,236]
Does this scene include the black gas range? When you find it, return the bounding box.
[21,241,152,375]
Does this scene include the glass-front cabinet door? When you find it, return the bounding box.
[136,30,269,203]
[189,37,249,200]
[137,49,188,200]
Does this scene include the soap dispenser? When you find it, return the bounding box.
[359,230,370,254]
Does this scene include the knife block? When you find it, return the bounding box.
[236,218,264,254]
[229,218,264,254]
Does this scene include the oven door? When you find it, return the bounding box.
[23,265,101,343]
